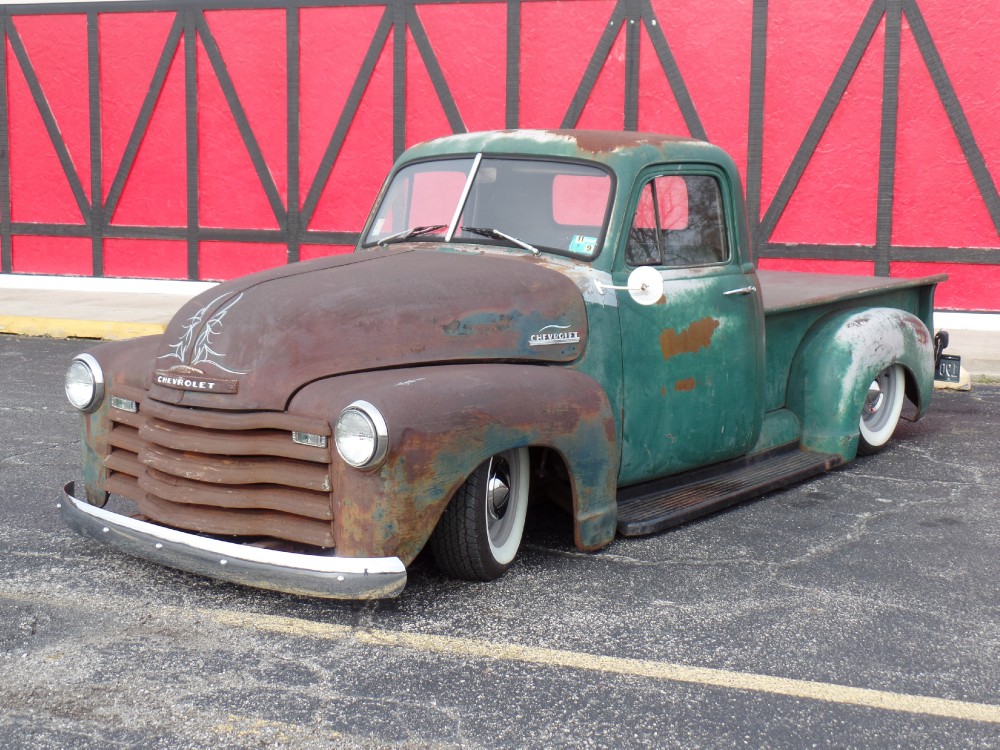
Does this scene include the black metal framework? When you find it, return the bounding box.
[751,0,1000,273]
[0,0,996,279]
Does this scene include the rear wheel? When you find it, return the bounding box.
[430,448,529,581]
[858,364,905,455]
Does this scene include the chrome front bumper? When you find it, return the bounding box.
[60,482,407,599]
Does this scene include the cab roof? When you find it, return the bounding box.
[400,129,732,172]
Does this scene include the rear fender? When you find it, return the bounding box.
[289,364,618,565]
[786,307,934,460]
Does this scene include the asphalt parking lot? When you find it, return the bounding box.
[1,334,997,748]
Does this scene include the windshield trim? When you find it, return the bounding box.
[444,152,482,242]
[361,154,616,261]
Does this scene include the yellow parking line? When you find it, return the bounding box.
[210,608,1000,725]
[3,589,996,725]
[210,713,343,743]
[0,315,165,340]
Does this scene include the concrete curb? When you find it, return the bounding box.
[0,316,166,341]
[1,274,997,378]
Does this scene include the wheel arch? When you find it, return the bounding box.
[785,307,934,461]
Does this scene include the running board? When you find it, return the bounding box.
[616,444,844,536]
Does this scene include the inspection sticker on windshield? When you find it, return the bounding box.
[569,235,598,254]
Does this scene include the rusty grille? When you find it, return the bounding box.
[103,385,335,548]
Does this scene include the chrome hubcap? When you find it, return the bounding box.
[485,454,520,552]
[487,457,512,522]
[864,378,885,419]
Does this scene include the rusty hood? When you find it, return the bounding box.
[148,248,588,410]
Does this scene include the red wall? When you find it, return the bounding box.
[1,0,998,310]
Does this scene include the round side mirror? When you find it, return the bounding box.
[627,266,665,306]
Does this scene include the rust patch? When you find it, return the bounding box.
[149,249,587,411]
[547,129,684,154]
[442,312,519,338]
[674,377,696,392]
[660,317,720,361]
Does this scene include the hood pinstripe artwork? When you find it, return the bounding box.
[157,293,248,375]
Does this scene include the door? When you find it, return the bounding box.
[617,169,764,486]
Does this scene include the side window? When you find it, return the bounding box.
[625,175,728,267]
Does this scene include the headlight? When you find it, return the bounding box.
[65,354,104,412]
[335,400,388,469]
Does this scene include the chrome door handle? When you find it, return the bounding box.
[723,285,757,296]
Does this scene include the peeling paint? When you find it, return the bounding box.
[660,317,720,360]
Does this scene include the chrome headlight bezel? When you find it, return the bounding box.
[65,353,105,413]
[334,400,388,470]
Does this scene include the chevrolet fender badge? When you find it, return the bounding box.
[529,324,581,347]
[154,367,239,394]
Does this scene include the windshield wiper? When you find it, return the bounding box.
[377,224,447,246]
[461,226,540,255]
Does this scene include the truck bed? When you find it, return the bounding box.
[756,270,946,415]
[758,270,948,315]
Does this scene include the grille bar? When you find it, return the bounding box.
[138,493,336,548]
[108,423,142,454]
[139,418,330,462]
[140,467,333,521]
[106,448,143,478]
[142,396,331,435]
[138,444,331,491]
[101,387,336,547]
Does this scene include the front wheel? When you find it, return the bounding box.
[858,364,905,455]
[430,448,529,581]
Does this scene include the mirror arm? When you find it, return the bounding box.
[593,266,664,305]
[594,279,649,295]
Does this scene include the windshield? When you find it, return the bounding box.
[363,156,613,258]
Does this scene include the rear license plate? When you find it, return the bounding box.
[935,354,962,383]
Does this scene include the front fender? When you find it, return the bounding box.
[289,364,618,565]
[73,336,163,504]
[786,307,934,460]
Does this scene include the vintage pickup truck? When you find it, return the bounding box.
[61,130,946,599]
